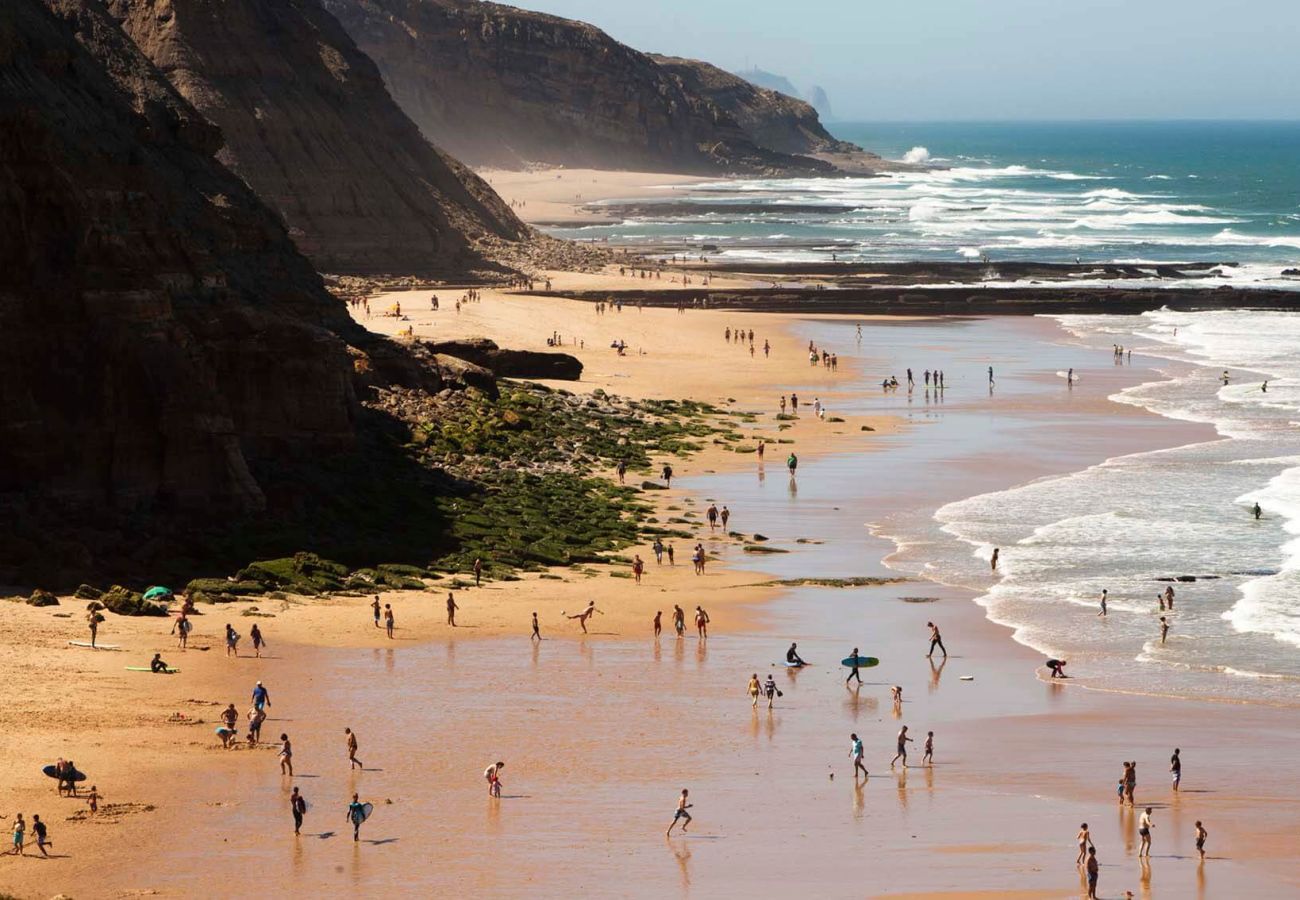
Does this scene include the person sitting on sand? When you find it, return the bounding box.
[1047,658,1068,678]
[149,653,171,673]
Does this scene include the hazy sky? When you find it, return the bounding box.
[508,0,1300,120]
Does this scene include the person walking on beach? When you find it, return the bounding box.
[748,673,762,708]
[291,787,307,835]
[652,538,664,564]
[891,725,914,768]
[1170,748,1181,791]
[616,459,627,484]
[706,504,719,531]
[225,623,239,657]
[988,366,994,385]
[926,621,947,658]
[347,793,367,841]
[485,761,504,798]
[632,555,645,583]
[372,595,381,628]
[1098,589,1108,617]
[1195,820,1208,861]
[1138,807,1154,856]
[763,674,780,708]
[1159,616,1170,645]
[720,506,730,530]
[531,612,541,641]
[673,605,686,637]
[666,543,675,565]
[666,789,692,836]
[566,600,602,634]
[845,647,863,684]
[1076,822,1094,865]
[278,734,293,776]
[695,606,710,639]
[30,815,49,857]
[1125,762,1137,806]
[250,624,266,658]
[787,453,798,476]
[346,728,363,770]
[1085,846,1099,899]
[446,593,459,626]
[473,557,483,586]
[9,813,24,856]
[850,733,869,779]
[922,731,934,766]
[653,610,662,638]
[172,612,192,649]
[662,464,674,487]
[252,680,270,711]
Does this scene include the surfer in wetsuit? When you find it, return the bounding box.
[786,643,807,667]
[845,647,863,684]
[1254,502,1262,520]
[149,653,170,673]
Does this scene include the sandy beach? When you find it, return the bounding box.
[4,298,1300,898]
[479,168,712,226]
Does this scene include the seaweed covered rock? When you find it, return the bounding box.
[424,339,583,381]
[27,589,60,607]
[101,585,169,616]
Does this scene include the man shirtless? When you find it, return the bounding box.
[926,621,948,658]
[695,606,710,639]
[565,601,602,633]
[345,728,363,770]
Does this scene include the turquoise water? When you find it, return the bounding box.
[550,120,1300,285]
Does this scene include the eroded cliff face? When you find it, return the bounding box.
[105,0,534,276]
[322,0,835,176]
[0,0,361,515]
[651,56,860,158]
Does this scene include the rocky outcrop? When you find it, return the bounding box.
[423,339,583,381]
[0,0,365,516]
[322,0,836,176]
[104,0,535,276]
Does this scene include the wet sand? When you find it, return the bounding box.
[4,311,1299,898]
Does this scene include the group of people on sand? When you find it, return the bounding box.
[723,326,771,358]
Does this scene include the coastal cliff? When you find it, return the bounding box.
[102,0,539,277]
[322,0,837,176]
[651,55,888,173]
[0,0,370,520]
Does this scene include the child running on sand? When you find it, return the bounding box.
[666,789,692,835]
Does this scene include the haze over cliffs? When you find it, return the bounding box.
[102,0,535,276]
[323,0,850,176]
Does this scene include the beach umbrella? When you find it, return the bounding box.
[143,586,173,601]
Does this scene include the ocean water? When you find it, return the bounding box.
[877,310,1300,704]
[549,121,1300,287]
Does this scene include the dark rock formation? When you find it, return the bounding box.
[652,56,866,159]
[104,0,535,277]
[0,0,363,516]
[322,0,836,176]
[423,339,583,381]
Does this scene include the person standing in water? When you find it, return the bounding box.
[666,789,692,835]
[1195,820,1208,861]
[346,728,362,770]
[763,674,779,708]
[891,725,913,768]
[845,647,863,685]
[787,453,798,476]
[1170,747,1181,792]
[1159,616,1170,645]
[1085,846,1099,899]
[347,793,366,842]
[850,733,869,779]
[291,787,307,835]
[1254,502,1262,520]
[926,622,948,658]
[1138,807,1154,856]
[1076,822,1094,865]
[1098,589,1108,617]
[990,547,1000,571]
[673,605,686,637]
[922,731,934,766]
[695,606,710,639]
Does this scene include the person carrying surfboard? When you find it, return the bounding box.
[786,643,807,667]
[347,793,368,841]
[845,647,863,684]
